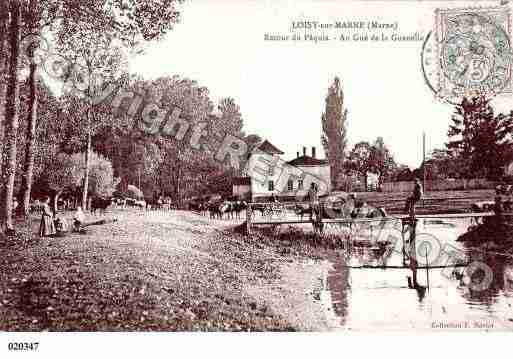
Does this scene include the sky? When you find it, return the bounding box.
[129,0,513,168]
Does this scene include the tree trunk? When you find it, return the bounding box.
[53,190,63,215]
[175,163,181,206]
[19,62,38,217]
[0,5,9,145]
[82,123,91,210]
[0,1,21,234]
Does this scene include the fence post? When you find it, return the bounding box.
[409,212,418,288]
[246,203,252,236]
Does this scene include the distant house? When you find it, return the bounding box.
[232,177,251,201]
[232,140,331,202]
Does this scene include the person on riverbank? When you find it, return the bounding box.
[308,183,320,221]
[54,215,69,237]
[308,183,323,234]
[39,196,56,237]
[404,178,423,216]
[73,206,85,232]
[349,193,364,219]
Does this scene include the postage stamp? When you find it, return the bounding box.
[433,6,513,102]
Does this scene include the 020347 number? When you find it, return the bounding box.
[8,342,39,351]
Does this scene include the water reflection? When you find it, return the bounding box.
[326,218,513,330]
[459,242,513,309]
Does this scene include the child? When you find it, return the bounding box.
[54,216,68,237]
[73,206,85,232]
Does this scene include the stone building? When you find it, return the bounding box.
[232,140,331,202]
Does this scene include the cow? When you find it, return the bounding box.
[219,201,237,219]
[146,197,163,211]
[91,197,111,215]
[125,198,145,209]
[294,203,311,221]
[112,196,126,209]
[189,201,205,214]
[232,200,247,219]
[125,198,136,207]
[208,201,222,219]
[252,203,267,217]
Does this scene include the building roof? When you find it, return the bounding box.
[233,177,251,185]
[256,140,284,155]
[287,156,329,167]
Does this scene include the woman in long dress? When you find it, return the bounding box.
[39,196,56,237]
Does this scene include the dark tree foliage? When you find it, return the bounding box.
[321,77,347,190]
[447,96,513,180]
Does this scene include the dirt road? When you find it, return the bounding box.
[0,210,337,331]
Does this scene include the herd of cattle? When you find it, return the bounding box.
[28,194,382,221]
[188,200,248,219]
[28,195,251,220]
[28,196,153,215]
[23,191,390,222]
[95,197,254,220]
[27,186,513,222]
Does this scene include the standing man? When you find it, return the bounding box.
[308,183,319,221]
[308,183,323,234]
[404,178,423,216]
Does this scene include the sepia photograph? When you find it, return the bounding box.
[0,0,512,356]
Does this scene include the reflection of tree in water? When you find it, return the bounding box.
[457,240,513,307]
[327,253,350,326]
[348,236,393,267]
[327,242,397,325]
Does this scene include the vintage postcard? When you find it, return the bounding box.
[1,0,513,353]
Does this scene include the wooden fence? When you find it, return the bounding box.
[381,179,497,193]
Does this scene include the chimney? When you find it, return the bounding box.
[312,146,316,158]
[296,151,300,158]
[303,147,306,156]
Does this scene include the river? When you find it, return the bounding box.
[325,218,513,330]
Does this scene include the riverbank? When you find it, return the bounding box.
[0,210,340,331]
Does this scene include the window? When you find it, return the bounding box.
[268,180,274,191]
[298,179,304,190]
[287,179,294,191]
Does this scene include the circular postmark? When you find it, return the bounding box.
[422,11,513,104]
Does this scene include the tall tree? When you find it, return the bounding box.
[321,77,347,190]
[59,30,125,209]
[147,76,213,203]
[1,0,22,235]
[447,96,513,179]
[45,152,83,213]
[0,3,10,143]
[391,165,414,182]
[45,151,119,212]
[347,141,373,192]
[370,137,396,187]
[2,0,184,232]
[418,148,460,180]
[52,0,184,208]
[18,0,41,217]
